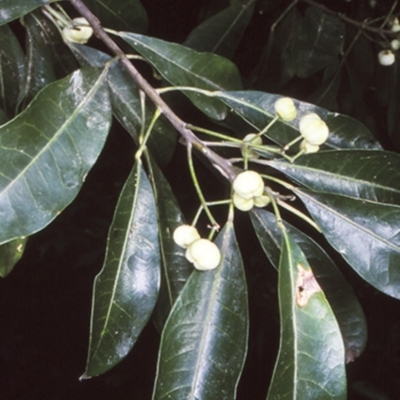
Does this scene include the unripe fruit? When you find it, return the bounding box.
[300,139,320,154]
[274,97,297,121]
[378,49,395,66]
[232,171,264,200]
[391,39,400,51]
[391,20,400,32]
[232,192,254,211]
[173,225,200,248]
[299,113,329,146]
[253,195,271,208]
[63,17,93,44]
[185,239,221,270]
[241,133,263,159]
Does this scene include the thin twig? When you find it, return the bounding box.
[301,0,398,36]
[68,0,238,182]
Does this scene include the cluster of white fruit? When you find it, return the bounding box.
[63,17,94,44]
[173,225,221,270]
[274,97,329,153]
[232,170,270,211]
[378,18,400,66]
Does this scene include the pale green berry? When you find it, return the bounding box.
[274,97,297,121]
[254,195,271,208]
[241,134,263,159]
[232,192,254,211]
[185,239,221,270]
[299,113,329,146]
[63,17,93,44]
[233,171,264,200]
[391,39,400,51]
[300,139,320,154]
[378,50,395,66]
[173,225,200,248]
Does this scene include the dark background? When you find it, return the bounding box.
[1,0,400,399]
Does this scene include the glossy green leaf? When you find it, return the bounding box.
[119,32,242,120]
[82,161,160,379]
[148,159,192,331]
[0,0,56,25]
[18,11,58,110]
[267,230,346,399]
[289,6,345,78]
[0,24,25,117]
[0,236,28,277]
[153,222,248,400]
[0,67,111,245]
[267,150,400,205]
[215,91,381,150]
[250,208,367,363]
[70,44,177,166]
[84,0,148,33]
[294,189,400,299]
[184,0,255,59]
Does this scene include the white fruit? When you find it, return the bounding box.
[391,21,400,32]
[391,39,400,51]
[274,97,297,121]
[173,225,200,248]
[253,195,271,208]
[232,171,264,200]
[185,239,221,270]
[299,113,329,146]
[232,192,254,211]
[300,139,320,154]
[63,17,93,44]
[378,50,395,66]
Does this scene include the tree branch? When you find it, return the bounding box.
[68,0,238,182]
[301,0,398,36]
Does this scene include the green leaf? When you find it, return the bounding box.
[70,44,177,166]
[0,24,25,117]
[0,236,28,277]
[294,188,400,299]
[267,230,346,399]
[119,32,242,120]
[267,150,400,204]
[83,0,148,33]
[18,11,58,110]
[289,6,345,78]
[148,159,192,331]
[0,67,111,245]
[0,0,56,25]
[184,0,255,59]
[0,108,8,125]
[82,161,160,379]
[153,222,248,400]
[250,208,367,363]
[215,91,381,150]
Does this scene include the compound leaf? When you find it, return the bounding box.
[0,67,111,245]
[267,230,346,399]
[82,161,160,378]
[153,222,248,400]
